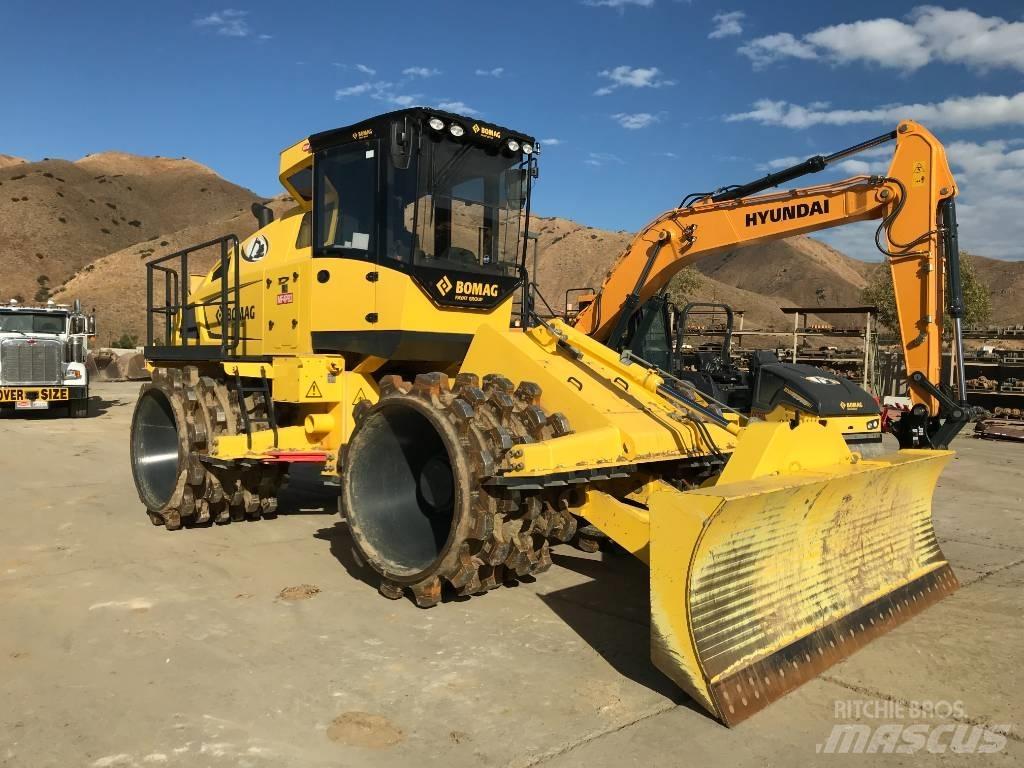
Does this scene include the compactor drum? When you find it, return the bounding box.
[130,109,965,724]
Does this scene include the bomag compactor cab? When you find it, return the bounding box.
[130,109,963,725]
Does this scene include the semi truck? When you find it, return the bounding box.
[0,298,94,417]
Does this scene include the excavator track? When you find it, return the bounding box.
[131,365,286,530]
[344,372,580,607]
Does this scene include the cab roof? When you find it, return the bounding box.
[308,107,536,152]
[278,107,536,211]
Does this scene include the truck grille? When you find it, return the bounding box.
[0,339,62,385]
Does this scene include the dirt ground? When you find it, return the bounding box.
[1,382,1022,768]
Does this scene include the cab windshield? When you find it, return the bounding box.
[314,126,529,277]
[411,138,526,276]
[0,311,66,334]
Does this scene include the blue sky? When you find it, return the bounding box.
[2,1,1023,261]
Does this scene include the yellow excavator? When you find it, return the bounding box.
[129,109,967,725]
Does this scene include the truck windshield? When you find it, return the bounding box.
[411,139,526,276]
[0,311,66,334]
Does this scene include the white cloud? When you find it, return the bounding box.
[438,101,479,116]
[583,0,654,7]
[835,158,889,175]
[193,9,250,37]
[355,64,376,75]
[756,156,802,171]
[541,138,563,146]
[334,81,420,107]
[613,112,658,129]
[757,152,887,178]
[385,93,421,107]
[335,83,375,98]
[709,11,744,39]
[595,66,675,95]
[585,152,625,166]
[403,66,441,77]
[257,33,272,41]
[756,138,1024,260]
[804,18,929,70]
[944,139,1024,259]
[739,6,1024,72]
[738,33,818,68]
[475,67,505,77]
[660,151,679,159]
[726,91,1024,131]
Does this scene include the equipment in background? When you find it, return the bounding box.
[128,111,963,726]
[572,127,971,453]
[0,298,94,417]
[660,303,885,454]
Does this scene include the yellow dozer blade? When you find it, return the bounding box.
[587,423,957,726]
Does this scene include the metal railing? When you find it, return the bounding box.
[145,235,241,357]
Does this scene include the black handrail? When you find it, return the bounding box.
[145,234,240,355]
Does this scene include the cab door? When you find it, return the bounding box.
[310,140,381,335]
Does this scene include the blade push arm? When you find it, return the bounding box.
[572,121,961,429]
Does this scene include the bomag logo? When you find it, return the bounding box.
[352,128,373,140]
[840,401,865,410]
[456,280,498,297]
[746,199,830,227]
[215,305,257,322]
[471,123,502,140]
[435,274,499,303]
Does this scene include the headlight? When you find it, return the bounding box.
[428,117,445,131]
[66,369,82,379]
[866,419,880,430]
[521,143,534,155]
[449,124,465,137]
[506,139,520,152]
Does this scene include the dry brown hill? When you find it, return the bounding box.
[970,255,1024,326]
[53,196,294,346]
[0,152,258,303]
[530,217,853,331]
[694,237,871,308]
[0,154,27,169]
[19,152,1024,348]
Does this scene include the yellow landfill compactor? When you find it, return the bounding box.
[130,109,969,725]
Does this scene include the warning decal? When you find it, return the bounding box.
[306,381,323,398]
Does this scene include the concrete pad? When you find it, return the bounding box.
[537,676,1024,768]
[1,382,1022,767]
[821,562,1024,729]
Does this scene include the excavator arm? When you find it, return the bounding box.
[571,121,969,447]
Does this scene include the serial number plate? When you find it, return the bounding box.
[0,387,70,403]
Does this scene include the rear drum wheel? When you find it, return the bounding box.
[129,366,286,530]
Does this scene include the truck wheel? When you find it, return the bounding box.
[69,392,90,418]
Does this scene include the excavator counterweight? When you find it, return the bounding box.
[129,109,962,725]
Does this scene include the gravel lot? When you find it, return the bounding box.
[2,382,1021,767]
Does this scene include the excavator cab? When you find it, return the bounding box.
[672,302,751,410]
